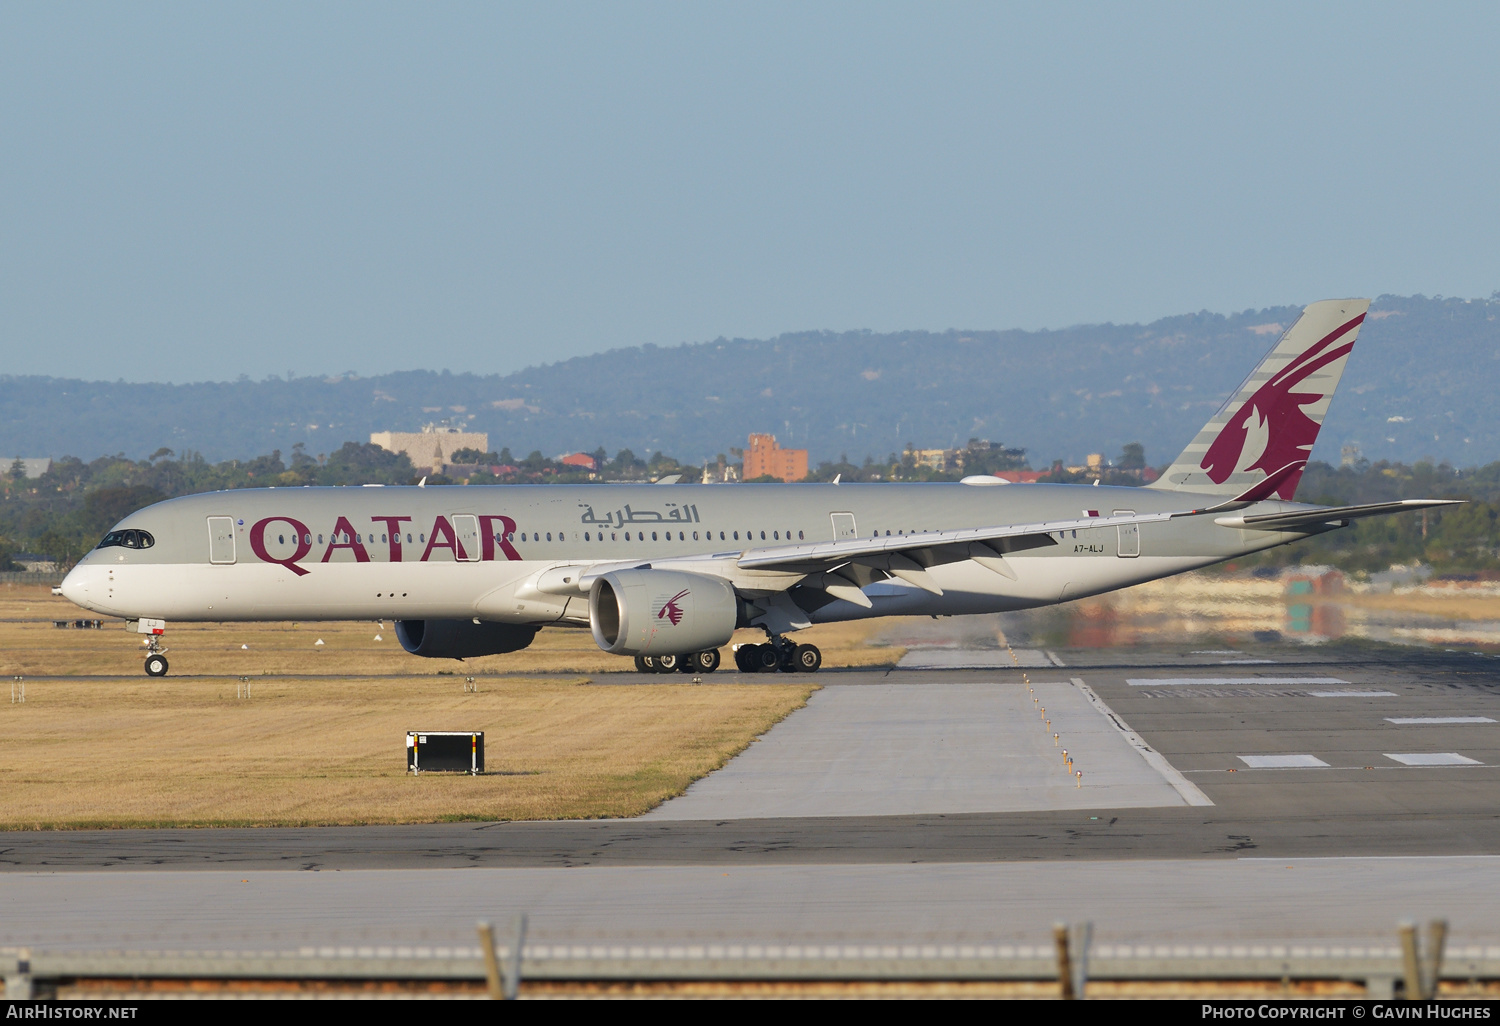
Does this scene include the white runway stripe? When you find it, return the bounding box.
[1385,717,1495,725]
[1238,755,1330,768]
[1385,753,1482,766]
[1128,677,1348,687]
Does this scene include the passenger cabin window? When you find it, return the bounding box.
[97,529,155,550]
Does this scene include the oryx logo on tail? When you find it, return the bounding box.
[657,588,690,626]
[1200,313,1364,491]
[1149,299,1370,500]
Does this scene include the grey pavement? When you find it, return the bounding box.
[6,858,1500,949]
[643,679,1190,819]
[896,646,1060,668]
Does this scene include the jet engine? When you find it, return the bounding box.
[588,569,739,656]
[394,619,540,659]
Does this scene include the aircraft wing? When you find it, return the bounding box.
[1213,498,1463,532]
[736,509,1175,571]
[732,509,1176,599]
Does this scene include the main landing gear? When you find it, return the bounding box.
[733,636,822,674]
[630,637,823,675]
[634,649,723,675]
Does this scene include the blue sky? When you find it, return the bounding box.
[4,2,1498,382]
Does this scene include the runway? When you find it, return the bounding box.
[8,858,1500,950]
[4,643,1500,950]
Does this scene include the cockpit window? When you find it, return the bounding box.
[97,529,155,550]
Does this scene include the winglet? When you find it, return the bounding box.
[1230,460,1306,504]
[1175,461,1307,517]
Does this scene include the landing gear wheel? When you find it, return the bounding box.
[655,653,680,673]
[677,653,698,673]
[144,654,169,677]
[792,644,821,673]
[733,645,756,672]
[695,648,721,673]
[634,655,651,673]
[753,645,781,673]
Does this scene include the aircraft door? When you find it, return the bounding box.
[830,512,857,540]
[1113,510,1140,558]
[207,516,236,564]
[452,514,481,562]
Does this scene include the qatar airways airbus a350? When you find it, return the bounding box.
[60,299,1454,677]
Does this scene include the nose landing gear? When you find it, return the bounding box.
[130,618,169,676]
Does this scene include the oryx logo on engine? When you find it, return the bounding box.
[656,588,690,626]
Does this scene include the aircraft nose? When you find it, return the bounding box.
[59,564,93,606]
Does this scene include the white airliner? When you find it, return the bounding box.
[61,299,1454,677]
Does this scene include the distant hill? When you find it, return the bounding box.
[3,293,1498,469]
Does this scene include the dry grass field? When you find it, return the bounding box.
[1340,590,1500,622]
[0,582,884,827]
[0,674,813,828]
[0,583,903,677]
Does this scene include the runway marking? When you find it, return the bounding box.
[1045,650,1065,666]
[896,648,1054,669]
[1071,677,1214,806]
[1220,659,1277,665]
[1238,755,1330,769]
[1134,686,1392,700]
[1127,677,1348,687]
[1385,717,1495,725]
[1385,752,1482,766]
[1239,855,1500,862]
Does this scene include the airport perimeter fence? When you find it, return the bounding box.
[6,919,1499,999]
[0,572,64,586]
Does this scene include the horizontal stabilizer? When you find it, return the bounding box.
[1214,498,1463,532]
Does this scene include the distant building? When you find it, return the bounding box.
[558,452,597,472]
[743,433,808,483]
[702,457,739,484]
[6,458,52,480]
[1066,453,1107,479]
[11,552,59,573]
[370,425,488,475]
[908,448,953,471]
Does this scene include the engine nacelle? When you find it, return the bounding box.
[394,619,539,659]
[588,569,739,656]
